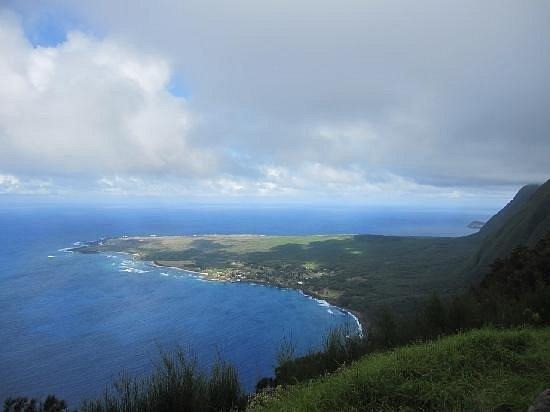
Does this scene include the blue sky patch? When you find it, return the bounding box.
[168,72,191,98]
[7,2,94,47]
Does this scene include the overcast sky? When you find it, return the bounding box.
[1,0,549,206]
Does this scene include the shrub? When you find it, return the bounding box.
[80,347,245,412]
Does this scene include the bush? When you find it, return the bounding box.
[3,395,66,412]
[266,326,367,387]
[80,347,245,412]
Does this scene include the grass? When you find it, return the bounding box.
[273,326,368,387]
[80,348,245,412]
[250,327,550,411]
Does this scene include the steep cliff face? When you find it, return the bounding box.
[468,180,550,279]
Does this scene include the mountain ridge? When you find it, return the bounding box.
[467,180,550,279]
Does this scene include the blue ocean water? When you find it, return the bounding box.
[0,202,491,406]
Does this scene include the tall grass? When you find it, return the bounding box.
[271,325,367,387]
[252,327,550,411]
[3,395,66,412]
[81,348,245,412]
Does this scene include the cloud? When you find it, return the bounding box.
[1,2,549,203]
[0,173,55,194]
[0,174,20,193]
[51,0,549,187]
[0,10,216,180]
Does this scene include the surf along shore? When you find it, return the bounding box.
[152,259,365,337]
[72,234,367,336]
[73,228,486,340]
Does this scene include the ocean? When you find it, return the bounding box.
[0,201,492,406]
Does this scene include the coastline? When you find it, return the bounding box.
[151,260,209,276]
[297,288,366,339]
[69,238,368,336]
[150,259,366,337]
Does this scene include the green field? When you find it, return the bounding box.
[250,327,550,411]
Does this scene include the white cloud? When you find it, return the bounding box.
[0,11,216,179]
[0,174,20,192]
[0,173,55,194]
[54,0,549,188]
[1,2,548,205]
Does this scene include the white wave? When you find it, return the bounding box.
[315,298,330,308]
[119,267,149,274]
[160,272,169,276]
[346,311,364,338]
[327,308,334,315]
[119,260,133,267]
[47,255,56,258]
[57,247,74,253]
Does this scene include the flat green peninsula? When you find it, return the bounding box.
[77,234,478,317]
[77,181,550,319]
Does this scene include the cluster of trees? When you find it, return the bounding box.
[373,232,550,349]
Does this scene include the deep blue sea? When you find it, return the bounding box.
[0,202,493,406]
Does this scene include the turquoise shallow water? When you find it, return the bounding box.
[0,203,488,406]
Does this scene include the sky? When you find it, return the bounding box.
[0,0,549,207]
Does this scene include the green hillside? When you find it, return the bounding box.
[468,180,550,279]
[250,328,550,412]
[253,232,550,411]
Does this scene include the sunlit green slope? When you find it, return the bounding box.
[251,327,550,411]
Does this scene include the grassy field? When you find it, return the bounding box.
[79,234,480,316]
[250,327,550,411]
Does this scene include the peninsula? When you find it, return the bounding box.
[75,180,550,322]
[76,233,476,325]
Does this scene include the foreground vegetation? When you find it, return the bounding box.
[80,350,245,412]
[4,351,245,412]
[9,327,550,411]
[251,327,550,411]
